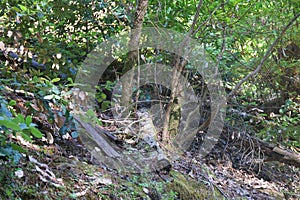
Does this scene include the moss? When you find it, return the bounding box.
[169,104,181,138]
[166,171,223,200]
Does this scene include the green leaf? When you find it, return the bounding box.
[25,115,32,126]
[18,4,28,12]
[5,189,12,197]
[86,109,96,117]
[15,114,25,123]
[11,143,27,153]
[9,100,16,106]
[11,6,21,12]
[51,77,61,83]
[0,120,21,131]
[29,126,43,138]
[33,76,39,83]
[67,77,74,84]
[20,132,32,142]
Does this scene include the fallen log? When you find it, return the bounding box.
[74,112,172,172]
[255,137,300,168]
[227,131,300,168]
[73,115,121,158]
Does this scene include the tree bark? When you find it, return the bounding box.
[120,0,149,117]
[161,0,203,143]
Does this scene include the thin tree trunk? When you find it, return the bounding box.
[161,0,203,143]
[121,0,149,117]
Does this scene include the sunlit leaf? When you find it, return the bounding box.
[51,77,61,83]
[25,115,32,126]
[0,120,21,131]
[19,123,27,130]
[29,126,43,138]
[8,100,16,106]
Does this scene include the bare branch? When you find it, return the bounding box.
[228,13,300,98]
[190,0,203,35]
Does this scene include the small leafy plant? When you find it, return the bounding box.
[257,99,300,149]
[95,80,116,111]
[0,96,43,164]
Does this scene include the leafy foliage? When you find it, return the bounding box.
[0,0,128,79]
[257,99,300,148]
[0,0,299,198]
[0,94,42,163]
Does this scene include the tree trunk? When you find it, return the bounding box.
[120,0,149,117]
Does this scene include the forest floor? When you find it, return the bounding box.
[0,88,299,200]
[1,122,299,199]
